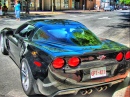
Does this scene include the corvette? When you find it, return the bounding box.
[0,19,130,97]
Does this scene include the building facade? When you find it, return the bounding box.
[0,0,102,11]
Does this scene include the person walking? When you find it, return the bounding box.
[2,3,8,15]
[14,1,21,21]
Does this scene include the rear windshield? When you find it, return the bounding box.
[33,23,101,46]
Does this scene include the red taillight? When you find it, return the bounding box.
[68,57,80,67]
[52,58,65,69]
[125,51,130,60]
[116,52,123,61]
[34,61,42,67]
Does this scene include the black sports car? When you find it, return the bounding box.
[0,19,130,97]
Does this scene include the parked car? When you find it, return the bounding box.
[0,19,130,97]
[122,6,129,10]
[104,6,114,11]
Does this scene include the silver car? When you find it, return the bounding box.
[104,6,114,11]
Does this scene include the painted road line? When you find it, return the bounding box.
[112,72,130,97]
[79,15,85,16]
[98,17,111,19]
[69,15,77,17]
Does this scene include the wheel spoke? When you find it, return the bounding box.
[1,36,4,50]
[25,78,29,86]
[21,70,27,77]
[23,76,29,90]
[23,82,28,90]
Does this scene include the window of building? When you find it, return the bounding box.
[55,0,60,10]
[72,0,75,9]
[64,0,69,8]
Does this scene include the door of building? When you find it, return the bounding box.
[64,0,69,9]
[75,0,80,9]
[39,0,42,10]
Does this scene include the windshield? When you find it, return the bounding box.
[33,22,101,46]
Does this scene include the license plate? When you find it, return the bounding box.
[90,67,106,79]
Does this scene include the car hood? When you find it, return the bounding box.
[33,39,129,57]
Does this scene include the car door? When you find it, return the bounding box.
[8,24,35,66]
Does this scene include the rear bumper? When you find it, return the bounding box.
[36,69,129,97]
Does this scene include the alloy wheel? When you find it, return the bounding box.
[21,61,30,91]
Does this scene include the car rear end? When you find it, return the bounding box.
[32,20,130,96]
[36,49,130,97]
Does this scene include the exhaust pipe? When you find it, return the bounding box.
[80,89,93,95]
[80,89,88,95]
[87,89,93,94]
[95,86,103,92]
[102,86,108,91]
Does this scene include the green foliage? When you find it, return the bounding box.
[72,30,101,46]
[101,40,128,51]
[109,41,128,51]
[101,44,110,49]
[120,0,130,5]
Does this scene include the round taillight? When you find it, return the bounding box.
[52,58,65,69]
[68,57,80,67]
[34,61,42,67]
[116,52,123,61]
[125,51,130,60]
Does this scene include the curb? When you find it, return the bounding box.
[0,10,105,18]
[112,71,130,97]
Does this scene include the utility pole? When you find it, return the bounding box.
[52,0,54,12]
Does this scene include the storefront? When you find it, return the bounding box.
[54,0,84,10]
[5,0,97,11]
[43,0,84,11]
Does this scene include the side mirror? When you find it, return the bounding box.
[6,30,14,35]
[4,28,15,36]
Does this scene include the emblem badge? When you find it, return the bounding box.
[97,55,106,60]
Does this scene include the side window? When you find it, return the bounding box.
[19,25,35,37]
[33,28,49,40]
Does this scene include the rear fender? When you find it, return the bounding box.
[20,45,50,80]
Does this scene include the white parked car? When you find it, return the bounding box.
[122,6,129,10]
[104,6,114,11]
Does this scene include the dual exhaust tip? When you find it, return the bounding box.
[80,88,93,95]
[80,85,108,95]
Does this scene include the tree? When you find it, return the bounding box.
[120,0,130,5]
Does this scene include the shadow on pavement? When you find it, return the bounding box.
[0,13,53,20]
[28,94,74,97]
[107,12,130,29]
[120,12,130,23]
[107,23,130,28]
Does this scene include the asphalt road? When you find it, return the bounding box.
[0,10,130,97]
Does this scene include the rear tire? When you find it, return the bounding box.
[0,34,8,55]
[20,58,35,96]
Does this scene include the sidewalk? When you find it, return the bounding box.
[0,9,104,19]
